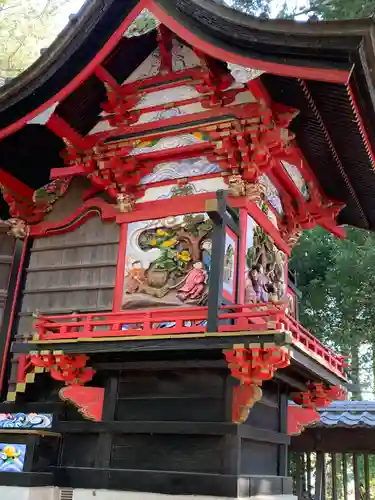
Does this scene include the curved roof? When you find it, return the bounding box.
[1,0,375,230]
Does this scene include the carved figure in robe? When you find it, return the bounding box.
[125,261,146,294]
[177,261,207,301]
[201,240,212,276]
[251,264,269,303]
[245,272,257,303]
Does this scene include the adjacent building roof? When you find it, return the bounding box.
[1,0,375,230]
[317,400,375,427]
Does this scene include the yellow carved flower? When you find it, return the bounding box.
[151,239,157,246]
[193,132,204,140]
[178,250,191,262]
[161,239,177,247]
[156,229,168,236]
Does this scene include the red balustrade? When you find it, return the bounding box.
[33,303,345,377]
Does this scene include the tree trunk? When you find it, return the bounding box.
[350,346,362,400]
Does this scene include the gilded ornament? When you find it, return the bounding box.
[116,193,135,213]
[6,218,29,239]
[245,182,266,205]
[227,175,246,197]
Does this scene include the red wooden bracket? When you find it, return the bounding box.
[224,344,291,424]
[59,386,105,421]
[287,405,320,436]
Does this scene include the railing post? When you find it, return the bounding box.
[206,190,226,333]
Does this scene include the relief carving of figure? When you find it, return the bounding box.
[227,175,246,197]
[117,193,135,213]
[123,214,213,309]
[246,222,286,304]
[125,260,146,294]
[245,182,266,205]
[176,261,207,302]
[6,218,29,239]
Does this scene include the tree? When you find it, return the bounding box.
[224,0,374,20]
[0,0,81,83]
[290,227,375,397]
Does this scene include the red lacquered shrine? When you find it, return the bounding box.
[0,1,374,498]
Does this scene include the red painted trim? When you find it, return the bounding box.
[116,192,217,224]
[46,114,91,149]
[248,79,272,107]
[33,303,346,377]
[0,0,150,141]
[113,223,128,312]
[0,235,28,392]
[95,102,260,142]
[222,225,238,303]
[30,198,117,237]
[137,172,225,192]
[0,169,34,199]
[287,405,320,435]
[273,159,306,204]
[95,65,123,94]
[347,83,375,170]
[238,209,247,304]
[120,68,206,95]
[149,1,350,84]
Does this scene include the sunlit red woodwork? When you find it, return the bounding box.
[232,383,263,424]
[31,303,345,378]
[288,383,347,435]
[291,382,346,409]
[29,353,96,385]
[287,405,320,436]
[59,386,105,421]
[224,345,290,424]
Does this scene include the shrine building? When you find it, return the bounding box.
[0,1,374,499]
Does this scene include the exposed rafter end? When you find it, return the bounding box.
[95,65,123,94]
[46,113,93,150]
[0,169,34,200]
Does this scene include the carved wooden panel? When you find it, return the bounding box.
[17,215,120,336]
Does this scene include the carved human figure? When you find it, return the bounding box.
[201,240,212,276]
[251,264,269,303]
[177,261,207,301]
[267,283,278,303]
[125,261,146,294]
[245,271,257,303]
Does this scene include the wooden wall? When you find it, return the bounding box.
[16,182,120,337]
[0,223,15,328]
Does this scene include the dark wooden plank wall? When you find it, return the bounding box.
[16,182,120,336]
[0,223,15,327]
[56,367,284,478]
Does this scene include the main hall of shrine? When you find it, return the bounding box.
[0,1,375,498]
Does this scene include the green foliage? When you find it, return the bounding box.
[290,227,375,394]
[225,0,374,20]
[0,0,81,82]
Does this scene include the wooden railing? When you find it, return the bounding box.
[34,302,346,377]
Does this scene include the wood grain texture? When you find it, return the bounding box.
[16,196,120,335]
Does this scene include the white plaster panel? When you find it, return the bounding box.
[0,486,59,500]
[0,488,297,500]
[73,490,297,500]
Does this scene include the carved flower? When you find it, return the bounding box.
[161,239,177,247]
[177,250,191,262]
